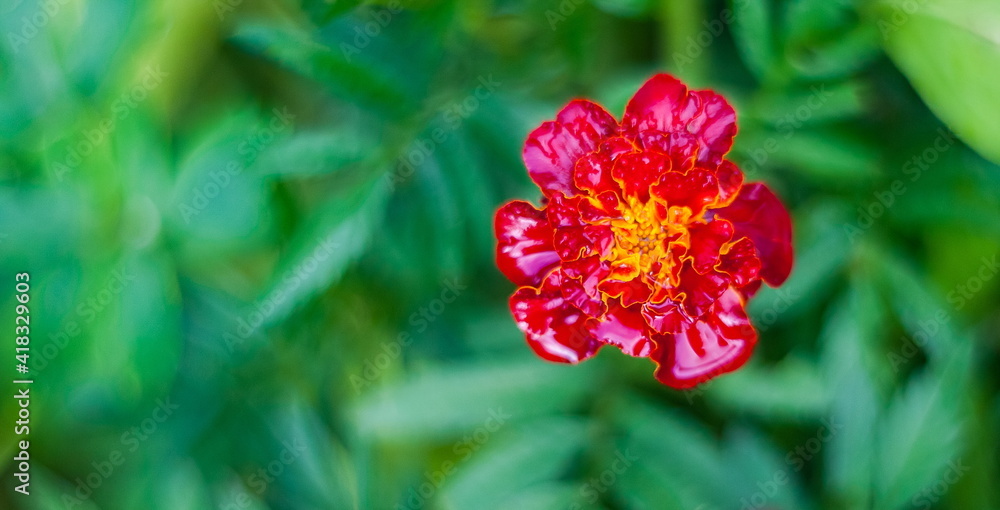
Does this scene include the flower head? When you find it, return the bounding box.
[495,74,793,389]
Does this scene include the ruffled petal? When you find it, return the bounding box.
[711,183,793,286]
[641,298,689,334]
[650,167,719,217]
[546,193,618,229]
[598,277,653,308]
[495,200,561,287]
[510,271,603,364]
[612,151,670,202]
[574,137,635,196]
[553,224,614,262]
[677,261,728,318]
[621,74,737,166]
[649,288,756,389]
[587,301,653,357]
[717,237,761,288]
[545,193,584,228]
[714,160,743,206]
[523,100,620,197]
[686,219,734,274]
[560,256,609,317]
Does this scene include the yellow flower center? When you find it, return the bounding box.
[608,197,688,278]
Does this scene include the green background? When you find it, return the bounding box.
[2,0,999,508]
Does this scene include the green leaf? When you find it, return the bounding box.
[770,129,879,184]
[302,0,367,24]
[230,23,412,117]
[170,110,279,248]
[614,395,816,509]
[252,129,378,178]
[875,0,1000,165]
[612,396,732,508]
[874,353,970,510]
[591,0,652,18]
[730,0,777,81]
[782,0,880,80]
[723,427,816,510]
[870,249,964,363]
[747,80,866,125]
[748,202,852,324]
[438,418,588,510]
[867,248,975,509]
[264,399,361,509]
[705,356,832,421]
[820,282,885,508]
[259,177,389,326]
[413,151,466,277]
[352,361,596,441]
[488,483,590,510]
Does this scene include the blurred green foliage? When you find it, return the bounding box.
[1,0,999,509]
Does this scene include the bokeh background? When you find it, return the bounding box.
[2,0,1000,508]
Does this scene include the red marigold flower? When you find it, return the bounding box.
[495,74,793,389]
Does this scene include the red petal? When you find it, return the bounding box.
[587,301,652,357]
[715,160,744,206]
[545,194,616,262]
[579,193,622,225]
[650,167,719,217]
[560,276,606,318]
[677,261,728,318]
[574,137,634,196]
[650,288,756,389]
[553,224,614,262]
[622,74,736,166]
[599,277,653,308]
[711,183,793,286]
[560,256,609,317]
[739,279,763,300]
[686,219,734,274]
[546,193,618,229]
[717,237,761,288]
[495,200,561,287]
[545,193,584,228]
[510,271,603,364]
[641,298,690,334]
[612,151,670,202]
[523,100,619,197]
